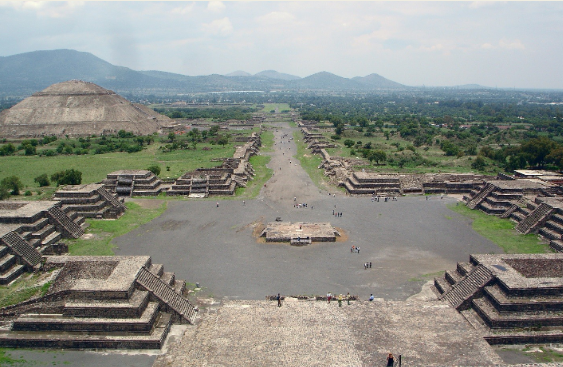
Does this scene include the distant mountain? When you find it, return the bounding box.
[0,49,408,97]
[352,73,404,89]
[255,70,301,81]
[226,70,252,77]
[294,72,364,90]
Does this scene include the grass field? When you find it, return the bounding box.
[67,201,167,256]
[260,103,290,113]
[0,273,51,309]
[447,203,550,254]
[321,127,502,175]
[293,131,331,191]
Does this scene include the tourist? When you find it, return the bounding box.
[364,262,367,270]
[346,292,351,305]
[351,246,354,253]
[338,294,343,307]
[243,200,245,206]
[277,293,282,307]
[327,292,332,303]
[216,202,219,208]
[369,262,372,268]
[369,294,374,301]
[386,353,395,367]
[357,246,360,254]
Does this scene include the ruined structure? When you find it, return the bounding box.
[463,178,563,252]
[53,183,126,219]
[167,133,260,197]
[0,256,197,349]
[0,80,170,138]
[435,254,563,344]
[103,170,166,197]
[301,126,490,196]
[0,201,84,284]
[260,222,339,245]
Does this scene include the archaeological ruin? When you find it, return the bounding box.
[0,80,171,138]
[260,222,340,245]
[0,255,197,349]
[0,201,84,284]
[53,183,126,219]
[435,253,563,345]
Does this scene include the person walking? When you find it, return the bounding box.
[386,353,395,367]
[346,292,351,305]
[277,293,282,307]
[338,294,343,307]
[369,294,374,301]
[327,292,332,303]
[216,202,219,208]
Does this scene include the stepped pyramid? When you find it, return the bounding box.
[0,80,170,138]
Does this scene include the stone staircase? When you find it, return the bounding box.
[437,264,494,310]
[0,244,25,285]
[515,202,554,234]
[1,231,42,268]
[136,267,197,324]
[466,183,494,209]
[47,207,84,239]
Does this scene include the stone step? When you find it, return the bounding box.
[0,312,171,350]
[445,269,463,286]
[149,263,164,277]
[0,254,16,273]
[13,302,160,332]
[160,272,175,286]
[484,284,563,312]
[433,277,451,295]
[42,232,62,247]
[1,231,42,267]
[473,297,563,329]
[64,290,150,318]
[173,280,186,296]
[539,227,562,241]
[457,262,475,277]
[0,264,25,285]
[550,240,563,253]
[0,245,8,257]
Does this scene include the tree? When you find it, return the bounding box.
[147,165,161,176]
[0,186,9,200]
[217,136,229,147]
[168,132,176,143]
[51,169,82,186]
[440,140,460,156]
[1,176,23,195]
[335,123,344,136]
[343,139,354,148]
[209,125,220,136]
[34,174,50,187]
[369,150,387,165]
[520,137,557,168]
[471,156,487,171]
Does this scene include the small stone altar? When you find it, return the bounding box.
[260,222,339,245]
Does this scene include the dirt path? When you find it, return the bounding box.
[258,123,327,210]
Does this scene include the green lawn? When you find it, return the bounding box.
[67,201,167,256]
[293,131,331,190]
[260,103,290,113]
[0,273,51,309]
[447,203,551,254]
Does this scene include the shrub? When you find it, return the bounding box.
[1,176,23,195]
[34,174,50,187]
[24,190,32,196]
[147,165,161,176]
[51,169,82,186]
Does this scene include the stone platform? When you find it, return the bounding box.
[260,222,339,244]
[154,297,502,367]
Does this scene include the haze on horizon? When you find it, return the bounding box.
[1,1,562,89]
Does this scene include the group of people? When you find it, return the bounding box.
[326,292,352,306]
[350,245,360,253]
[364,262,372,269]
[371,196,398,202]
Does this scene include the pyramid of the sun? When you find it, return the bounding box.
[0,80,170,137]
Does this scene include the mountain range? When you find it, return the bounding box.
[0,49,411,97]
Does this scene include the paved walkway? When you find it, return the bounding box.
[154,291,503,367]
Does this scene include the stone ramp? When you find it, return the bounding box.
[136,267,197,324]
[96,186,127,211]
[466,183,494,209]
[47,206,84,238]
[515,202,554,234]
[1,231,42,267]
[154,299,501,367]
[440,264,494,310]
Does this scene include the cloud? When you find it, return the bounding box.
[481,43,495,49]
[0,1,83,18]
[202,17,233,36]
[256,11,296,25]
[499,38,525,50]
[207,1,225,13]
[468,2,496,9]
[171,3,195,16]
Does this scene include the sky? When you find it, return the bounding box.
[0,1,562,89]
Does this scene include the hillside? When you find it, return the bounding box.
[0,49,407,97]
